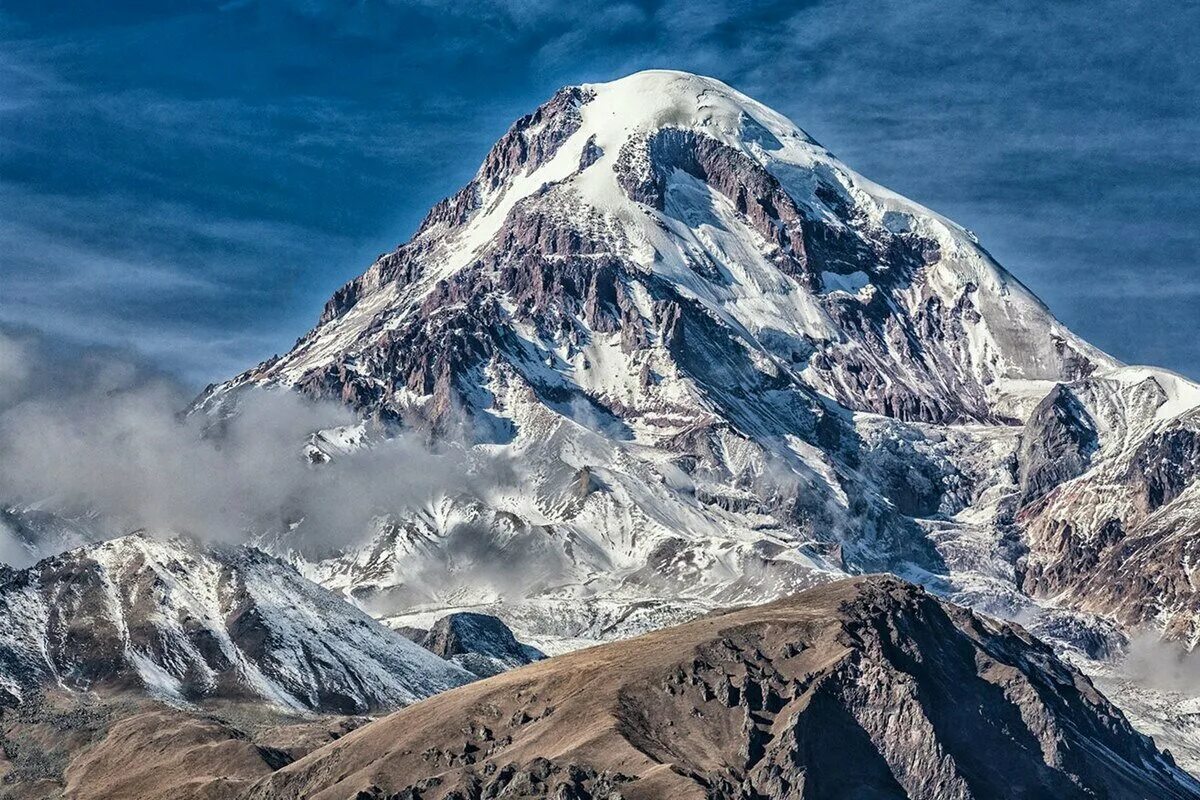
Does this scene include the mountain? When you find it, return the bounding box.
[4,63,1198,799]
[247,577,1200,800]
[202,70,1108,427]
[193,69,1200,666]
[0,534,473,713]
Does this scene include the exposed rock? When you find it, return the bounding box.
[578,134,603,170]
[419,612,545,678]
[392,626,429,644]
[1017,383,1098,506]
[615,126,818,286]
[1124,423,1200,514]
[200,70,1105,432]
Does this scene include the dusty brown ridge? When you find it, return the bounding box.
[244,576,1198,800]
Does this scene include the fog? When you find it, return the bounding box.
[0,327,515,568]
[1122,631,1200,693]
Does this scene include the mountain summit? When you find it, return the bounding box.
[204,69,1108,429]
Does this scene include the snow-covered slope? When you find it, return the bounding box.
[0,533,473,711]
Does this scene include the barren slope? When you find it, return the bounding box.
[247,577,1198,800]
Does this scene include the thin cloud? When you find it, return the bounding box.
[0,327,518,562]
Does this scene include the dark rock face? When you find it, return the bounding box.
[473,86,594,196]
[1017,383,1098,506]
[1014,377,1200,641]
[299,288,508,428]
[1020,454,1200,642]
[1125,423,1200,514]
[419,612,544,678]
[1073,511,1200,643]
[1020,515,1125,601]
[614,126,941,298]
[313,86,594,331]
[578,134,603,170]
[348,758,633,800]
[616,127,819,286]
[246,578,1199,800]
[393,625,429,643]
[315,238,431,329]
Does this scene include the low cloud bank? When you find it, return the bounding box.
[1122,631,1200,693]
[0,327,513,568]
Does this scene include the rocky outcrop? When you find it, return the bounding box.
[246,577,1198,800]
[472,86,594,197]
[607,124,1028,426]
[418,612,545,678]
[1016,383,1098,505]
[616,126,820,286]
[1124,423,1200,514]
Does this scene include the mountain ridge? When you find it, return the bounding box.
[0,533,473,712]
[246,576,1200,800]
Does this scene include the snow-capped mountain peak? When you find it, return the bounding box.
[184,70,1155,632]
[203,69,1109,429]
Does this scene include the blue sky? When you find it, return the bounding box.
[2,0,1198,386]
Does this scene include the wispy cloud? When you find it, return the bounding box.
[0,326,524,581]
[0,176,357,383]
